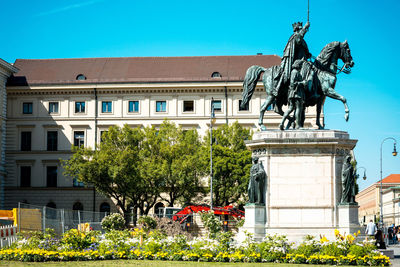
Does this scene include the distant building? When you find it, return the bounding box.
[356,174,400,225]
[4,55,321,213]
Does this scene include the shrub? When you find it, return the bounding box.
[61,228,99,250]
[138,216,157,232]
[101,213,125,231]
[200,210,222,238]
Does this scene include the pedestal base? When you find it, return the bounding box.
[243,129,359,242]
[338,204,361,234]
[239,204,266,241]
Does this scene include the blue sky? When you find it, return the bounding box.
[2,0,399,190]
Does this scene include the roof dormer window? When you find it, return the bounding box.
[211,72,221,78]
[76,74,86,80]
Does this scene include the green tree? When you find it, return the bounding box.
[63,125,162,217]
[206,121,252,207]
[152,120,207,207]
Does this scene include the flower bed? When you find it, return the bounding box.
[0,227,390,266]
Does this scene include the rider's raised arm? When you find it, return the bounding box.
[299,21,310,38]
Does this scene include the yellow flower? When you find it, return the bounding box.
[334,229,340,236]
[320,236,329,243]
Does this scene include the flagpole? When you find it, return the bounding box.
[307,0,310,22]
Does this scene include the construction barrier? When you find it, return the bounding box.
[0,225,17,248]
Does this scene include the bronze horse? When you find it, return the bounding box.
[241,40,354,130]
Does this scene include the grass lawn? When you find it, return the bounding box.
[0,260,355,267]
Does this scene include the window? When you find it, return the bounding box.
[213,100,222,112]
[102,101,112,113]
[100,202,111,213]
[21,131,31,151]
[238,100,249,111]
[156,101,166,112]
[100,131,107,143]
[128,101,139,113]
[46,166,57,187]
[183,100,194,112]
[23,102,33,114]
[48,102,59,114]
[20,166,31,187]
[72,202,84,222]
[74,131,85,148]
[47,131,58,151]
[73,178,84,187]
[75,102,85,113]
[76,74,86,80]
[211,72,221,78]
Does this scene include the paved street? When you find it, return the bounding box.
[387,244,400,266]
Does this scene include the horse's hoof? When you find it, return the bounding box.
[259,125,267,131]
[344,113,349,121]
[279,124,284,131]
[318,125,325,130]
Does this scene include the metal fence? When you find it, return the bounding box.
[17,203,108,235]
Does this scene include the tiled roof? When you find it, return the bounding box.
[7,55,281,86]
[381,174,400,184]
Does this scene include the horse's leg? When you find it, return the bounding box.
[316,97,324,129]
[280,103,294,130]
[325,88,350,122]
[259,95,275,131]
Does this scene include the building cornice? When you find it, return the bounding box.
[0,59,18,75]
[6,82,261,96]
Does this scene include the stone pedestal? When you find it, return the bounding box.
[241,204,266,241]
[338,204,361,234]
[244,129,358,242]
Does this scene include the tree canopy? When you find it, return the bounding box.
[205,121,252,207]
[62,121,206,216]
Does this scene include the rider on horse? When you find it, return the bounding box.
[275,21,312,99]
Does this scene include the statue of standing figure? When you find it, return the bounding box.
[248,157,266,204]
[340,155,357,204]
[280,59,307,130]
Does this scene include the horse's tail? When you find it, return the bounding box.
[241,65,266,108]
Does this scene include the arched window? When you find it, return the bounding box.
[211,72,221,78]
[73,202,83,211]
[72,201,84,223]
[76,74,86,80]
[99,202,110,214]
[154,202,165,217]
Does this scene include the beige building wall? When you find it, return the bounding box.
[0,59,18,209]
[356,182,400,225]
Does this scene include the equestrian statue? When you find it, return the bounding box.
[241,21,355,130]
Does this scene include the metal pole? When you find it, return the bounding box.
[61,209,65,234]
[210,98,214,210]
[380,137,397,228]
[42,206,46,232]
[17,202,21,233]
[307,0,310,22]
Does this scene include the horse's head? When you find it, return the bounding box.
[340,40,354,72]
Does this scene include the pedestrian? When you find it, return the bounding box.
[365,219,377,239]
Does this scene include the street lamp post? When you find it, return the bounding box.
[380,137,397,228]
[210,98,216,210]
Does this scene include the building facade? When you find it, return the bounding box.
[356,174,400,225]
[4,55,320,213]
[0,59,18,209]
